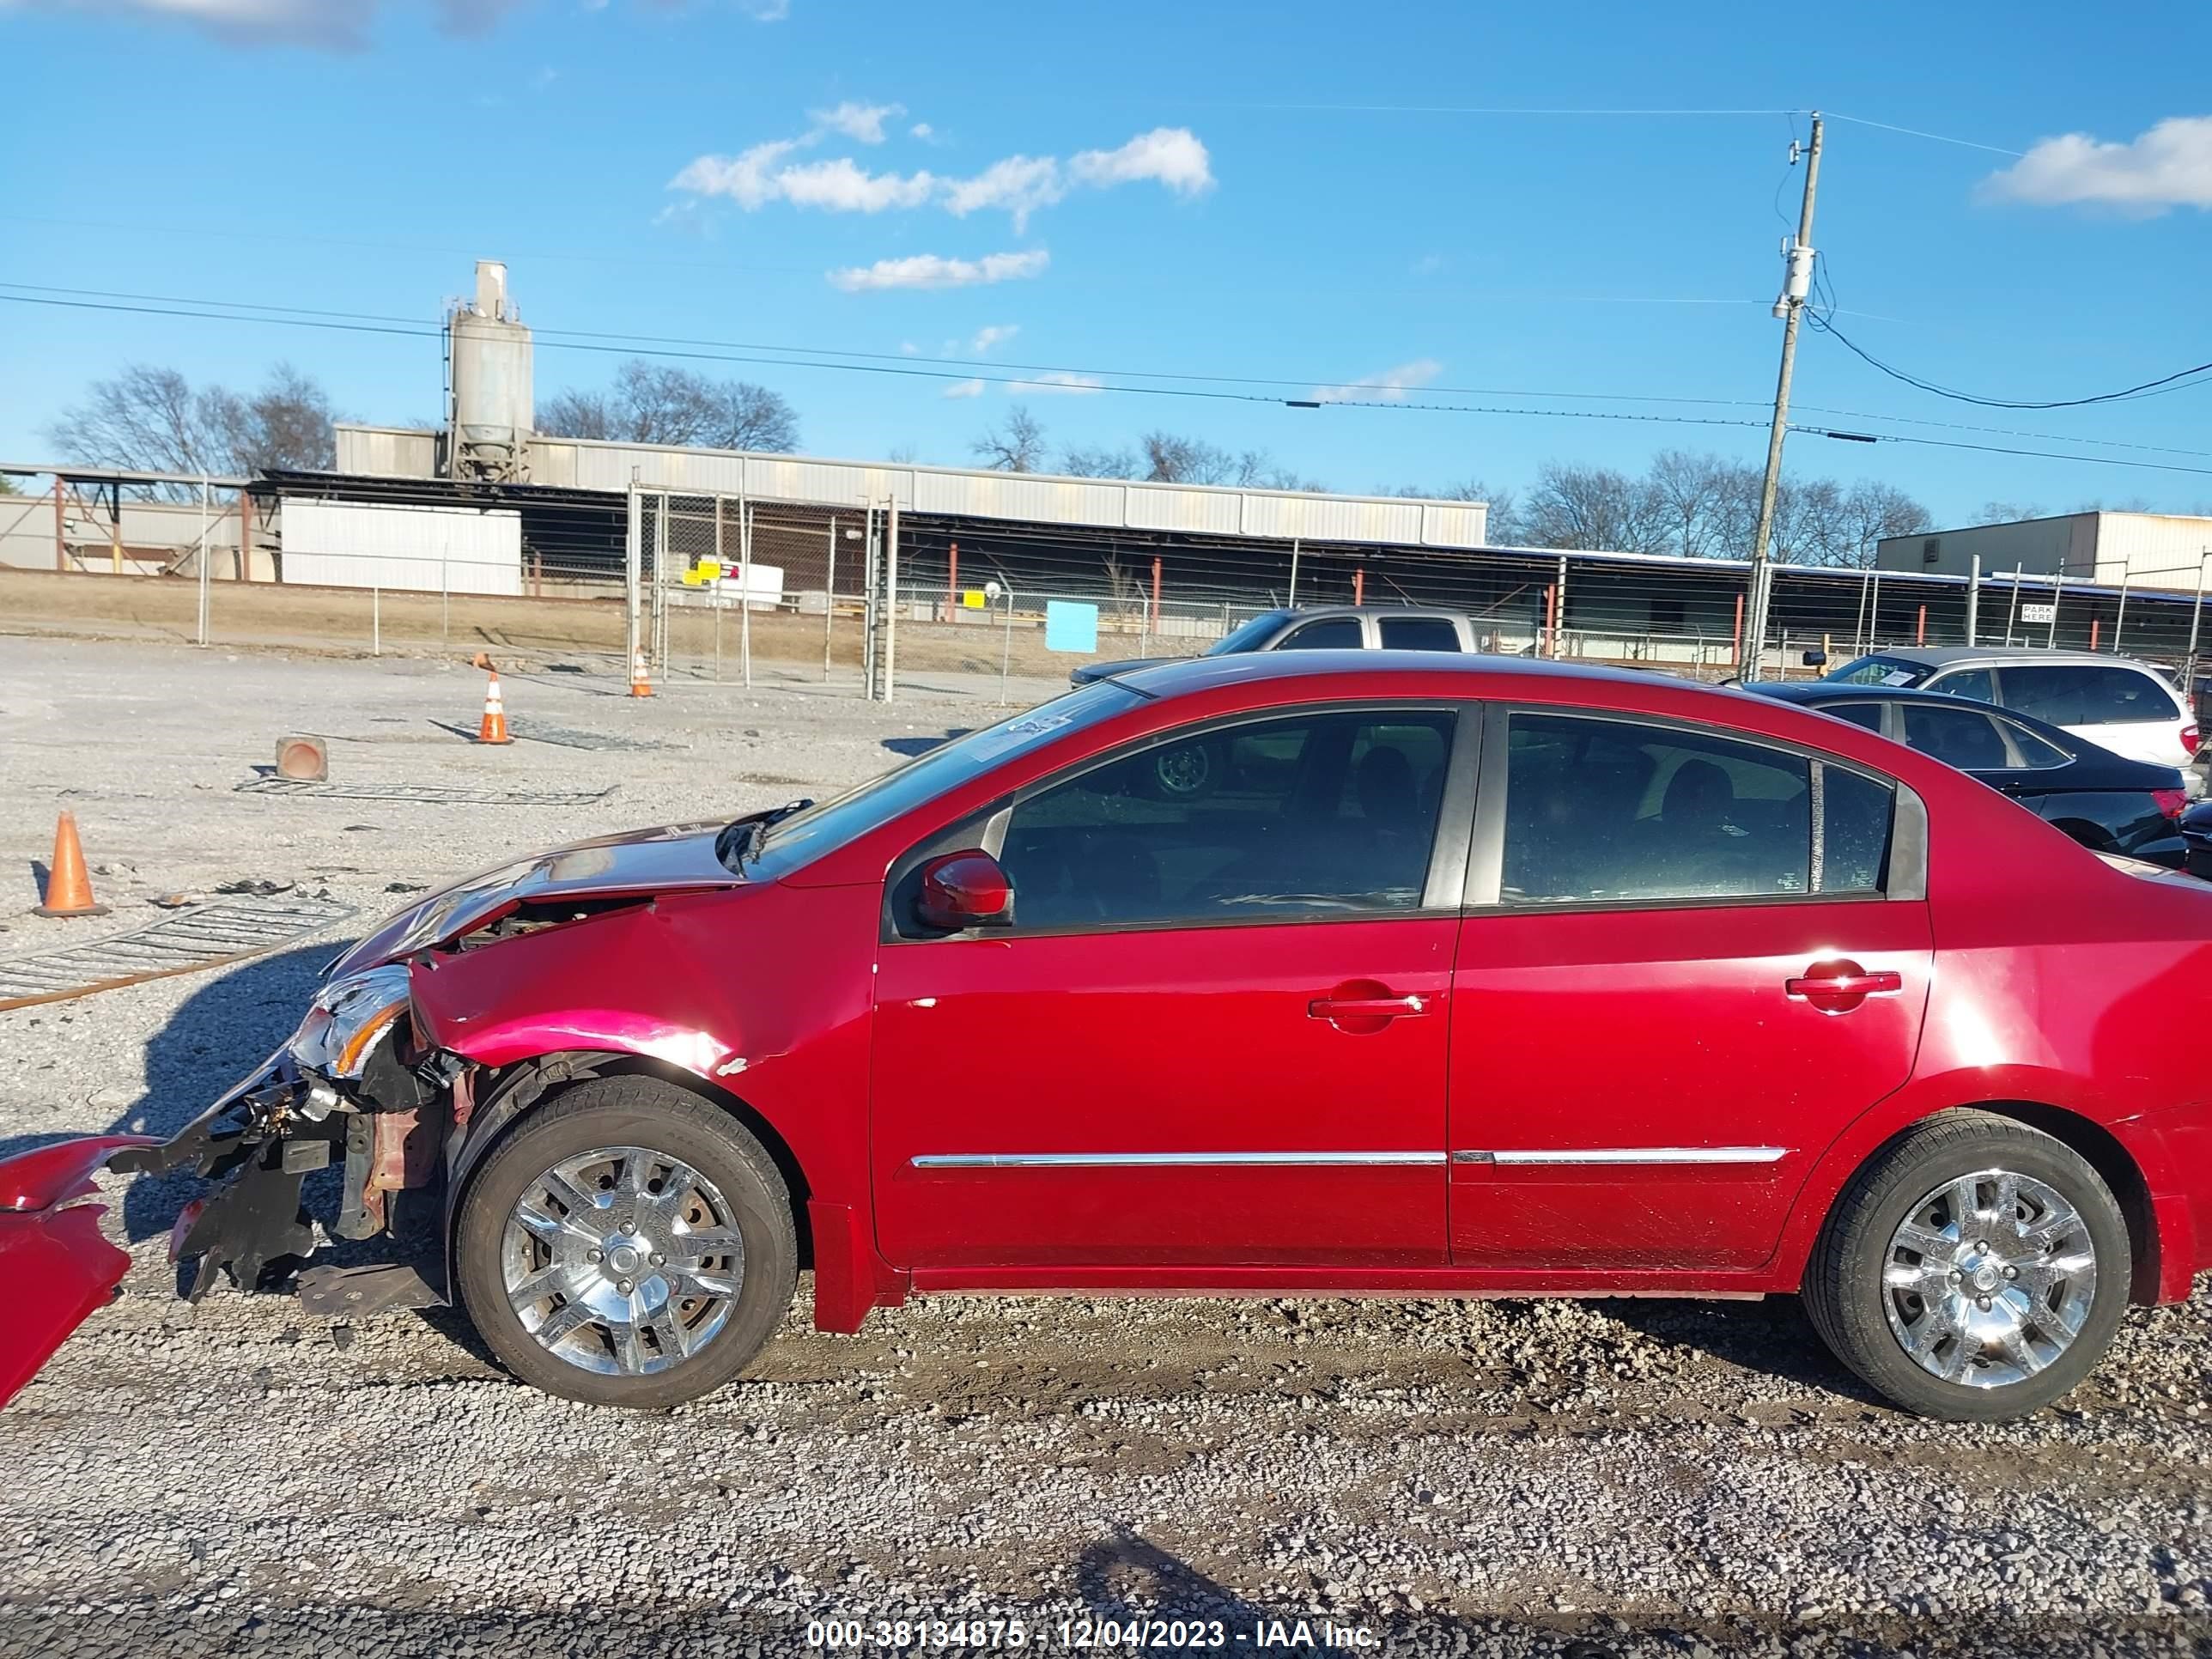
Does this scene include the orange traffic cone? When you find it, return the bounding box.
[629,650,654,699]
[34,811,109,919]
[477,667,512,744]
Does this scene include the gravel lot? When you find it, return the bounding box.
[3,634,2209,1659]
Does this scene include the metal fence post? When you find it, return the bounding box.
[883,495,900,706]
[373,585,381,656]
[441,551,449,648]
[824,514,837,682]
[739,495,754,690]
[625,471,642,681]
[196,477,211,647]
[999,581,1015,705]
[2186,550,2209,722]
[2048,567,2063,648]
[1966,555,1980,647]
[1288,537,1300,607]
[2114,569,2131,653]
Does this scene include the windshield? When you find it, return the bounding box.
[1823,654,1929,689]
[744,679,1145,871]
[1205,611,1294,656]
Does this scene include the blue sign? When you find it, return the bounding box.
[1044,600,1099,653]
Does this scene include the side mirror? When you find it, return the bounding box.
[915,851,1014,933]
[1802,648,1828,668]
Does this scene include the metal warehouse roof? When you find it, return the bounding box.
[332,425,1491,550]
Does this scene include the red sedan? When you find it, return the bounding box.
[9,653,2211,1420]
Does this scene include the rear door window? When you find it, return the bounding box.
[1899,703,2013,770]
[1275,617,1364,651]
[1498,713,1891,905]
[1378,616,1463,653]
[2002,664,2179,726]
[1821,702,1885,732]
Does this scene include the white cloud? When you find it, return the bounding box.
[811,100,903,144]
[941,155,1066,230]
[1067,127,1214,196]
[1981,116,2212,214]
[969,324,1019,354]
[1313,358,1443,404]
[1015,371,1103,396]
[736,0,789,17]
[909,122,935,141]
[941,379,987,399]
[672,125,1213,227]
[826,249,1051,292]
[1411,252,1445,276]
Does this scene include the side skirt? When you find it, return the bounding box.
[906,1266,1778,1300]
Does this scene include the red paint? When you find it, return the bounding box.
[915,851,1012,930]
[29,653,2212,1379]
[1352,568,1364,605]
[0,1134,154,1407]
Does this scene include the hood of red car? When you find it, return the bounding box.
[330,819,743,975]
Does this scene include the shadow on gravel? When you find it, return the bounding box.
[1606,1295,1890,1410]
[0,943,338,1238]
[880,728,971,757]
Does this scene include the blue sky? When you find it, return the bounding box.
[3,0,2209,525]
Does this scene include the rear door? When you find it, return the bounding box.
[1446,705,1932,1273]
[1996,662,2189,767]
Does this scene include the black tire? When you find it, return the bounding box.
[453,1075,798,1408]
[1146,737,1222,801]
[1804,1110,2130,1421]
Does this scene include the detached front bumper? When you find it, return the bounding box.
[0,1052,329,1407]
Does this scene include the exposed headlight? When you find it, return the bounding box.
[289,963,413,1081]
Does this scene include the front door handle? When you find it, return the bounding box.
[1308,994,1432,1020]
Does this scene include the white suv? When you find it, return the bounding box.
[1820,647,2199,769]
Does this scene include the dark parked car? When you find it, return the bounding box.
[1751,682,2191,867]
[2183,799,2212,881]
[1069,605,1476,687]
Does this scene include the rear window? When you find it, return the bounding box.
[1378,616,1463,653]
[2001,664,2179,726]
[1899,703,2011,770]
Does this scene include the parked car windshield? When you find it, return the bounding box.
[740,678,1144,872]
[1823,654,1929,688]
[1206,611,1295,656]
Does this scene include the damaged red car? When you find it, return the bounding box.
[10,653,2212,1420]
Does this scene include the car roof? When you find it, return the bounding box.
[1119,649,1707,700]
[1270,605,1473,621]
[1844,645,2164,671]
[1753,681,1993,706]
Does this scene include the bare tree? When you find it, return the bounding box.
[1522,463,1667,554]
[1139,431,1233,484]
[1978,500,2045,524]
[1832,480,1932,568]
[538,360,799,452]
[969,405,1048,472]
[1060,444,1141,478]
[46,362,337,497]
[1380,478,1520,544]
[1646,450,1732,559]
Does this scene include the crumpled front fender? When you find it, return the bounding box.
[0,1133,157,1408]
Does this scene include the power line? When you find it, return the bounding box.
[1807,305,2212,410]
[9,288,2210,480]
[1818,112,2025,158]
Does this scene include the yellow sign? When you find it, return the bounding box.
[962,588,988,610]
[679,568,703,587]
[696,559,723,581]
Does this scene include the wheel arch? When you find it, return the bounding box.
[1792,1099,2162,1304]
[447,1049,816,1272]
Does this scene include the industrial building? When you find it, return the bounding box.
[9,259,2212,686]
[1879,512,2212,593]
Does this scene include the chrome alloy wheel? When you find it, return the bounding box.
[1881,1168,2098,1389]
[501,1145,744,1376]
[1152,743,1212,797]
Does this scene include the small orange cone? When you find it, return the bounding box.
[477,667,512,744]
[629,650,654,699]
[34,811,109,919]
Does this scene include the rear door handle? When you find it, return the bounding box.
[1308,994,1432,1020]
[1785,970,1901,998]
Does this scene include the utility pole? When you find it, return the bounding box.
[1744,112,1824,676]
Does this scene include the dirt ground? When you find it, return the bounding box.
[2,634,2209,1658]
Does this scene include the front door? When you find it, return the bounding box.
[1447,708,1932,1272]
[871,705,1472,1272]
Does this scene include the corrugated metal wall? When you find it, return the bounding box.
[332,425,1491,550]
[280,498,521,594]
